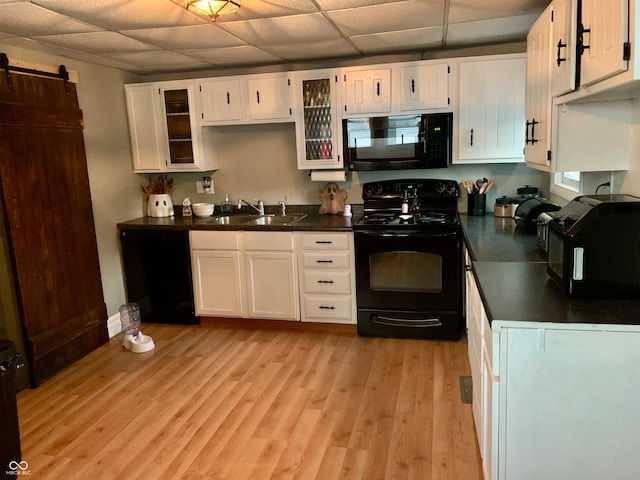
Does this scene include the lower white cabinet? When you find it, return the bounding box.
[243,232,299,321]
[295,232,356,324]
[190,231,244,317]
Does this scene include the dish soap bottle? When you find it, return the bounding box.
[402,190,409,214]
[221,194,232,216]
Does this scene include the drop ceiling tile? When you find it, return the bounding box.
[219,13,341,45]
[102,50,202,67]
[177,45,282,66]
[32,31,159,54]
[446,13,540,46]
[0,36,91,59]
[448,0,550,23]
[328,0,442,35]
[263,39,359,61]
[61,51,155,73]
[316,0,407,10]
[122,24,245,50]
[351,26,443,53]
[0,3,100,36]
[32,0,204,30]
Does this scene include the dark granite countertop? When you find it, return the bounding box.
[461,214,640,326]
[118,205,357,232]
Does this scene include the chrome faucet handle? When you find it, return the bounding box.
[277,201,286,216]
[253,199,265,215]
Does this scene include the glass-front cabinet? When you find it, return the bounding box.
[125,80,218,173]
[292,69,343,170]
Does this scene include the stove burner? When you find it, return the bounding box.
[360,213,397,225]
[416,213,447,224]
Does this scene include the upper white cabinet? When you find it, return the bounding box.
[550,0,578,96]
[580,0,629,86]
[342,67,392,115]
[525,4,554,171]
[292,69,343,170]
[200,78,243,123]
[125,80,218,173]
[199,73,292,126]
[456,55,526,163]
[400,62,450,111]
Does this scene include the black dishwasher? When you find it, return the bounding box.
[0,340,22,471]
[120,229,198,325]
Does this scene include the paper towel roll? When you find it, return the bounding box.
[310,170,347,182]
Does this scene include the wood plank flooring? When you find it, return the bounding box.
[16,318,482,480]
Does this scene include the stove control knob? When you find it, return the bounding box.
[373,183,384,195]
[435,182,446,194]
[446,182,457,195]
[363,184,373,196]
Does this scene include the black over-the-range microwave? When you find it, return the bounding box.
[343,112,452,171]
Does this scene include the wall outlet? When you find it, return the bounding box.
[196,180,214,194]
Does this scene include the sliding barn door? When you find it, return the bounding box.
[0,71,108,386]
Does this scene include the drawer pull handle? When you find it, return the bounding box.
[315,241,333,244]
[317,280,334,284]
[316,260,333,263]
[319,305,335,310]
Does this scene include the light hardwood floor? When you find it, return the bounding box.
[16,319,482,480]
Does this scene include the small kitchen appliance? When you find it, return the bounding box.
[343,113,452,171]
[514,197,561,233]
[547,194,640,297]
[353,179,462,340]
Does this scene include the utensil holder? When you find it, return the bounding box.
[468,193,486,216]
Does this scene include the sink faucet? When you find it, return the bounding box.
[238,198,264,215]
[278,201,286,216]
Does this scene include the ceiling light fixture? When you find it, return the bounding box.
[185,0,240,22]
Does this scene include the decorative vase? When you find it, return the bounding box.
[147,194,174,217]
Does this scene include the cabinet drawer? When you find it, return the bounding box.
[302,295,352,322]
[302,270,351,295]
[300,251,351,269]
[244,231,294,251]
[190,230,239,250]
[297,232,350,250]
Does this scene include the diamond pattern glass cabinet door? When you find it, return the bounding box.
[302,78,334,162]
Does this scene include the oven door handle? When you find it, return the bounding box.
[358,230,458,239]
[372,315,443,328]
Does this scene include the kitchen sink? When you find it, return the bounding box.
[204,214,307,226]
[245,214,307,226]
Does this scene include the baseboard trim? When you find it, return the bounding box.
[107,313,121,338]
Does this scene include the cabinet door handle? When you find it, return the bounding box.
[256,90,260,104]
[556,39,567,66]
[315,241,333,244]
[226,92,230,104]
[319,305,336,310]
[526,119,539,145]
[376,81,381,96]
[316,260,333,263]
[578,23,591,56]
[470,128,474,147]
[317,280,335,284]
[410,78,415,93]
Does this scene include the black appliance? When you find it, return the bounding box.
[514,196,560,233]
[547,194,640,297]
[0,340,23,471]
[120,229,198,324]
[354,179,462,340]
[343,113,452,171]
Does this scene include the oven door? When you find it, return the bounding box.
[354,229,460,312]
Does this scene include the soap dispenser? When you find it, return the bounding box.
[221,194,232,216]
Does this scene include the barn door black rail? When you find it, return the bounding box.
[0,52,70,94]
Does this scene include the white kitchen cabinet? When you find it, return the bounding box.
[244,232,299,321]
[399,62,450,111]
[342,67,392,115]
[292,69,343,170]
[456,55,526,163]
[125,80,218,173]
[190,231,244,317]
[295,232,356,324]
[200,78,243,123]
[550,0,578,96]
[246,74,292,121]
[525,5,554,172]
[580,0,629,86]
